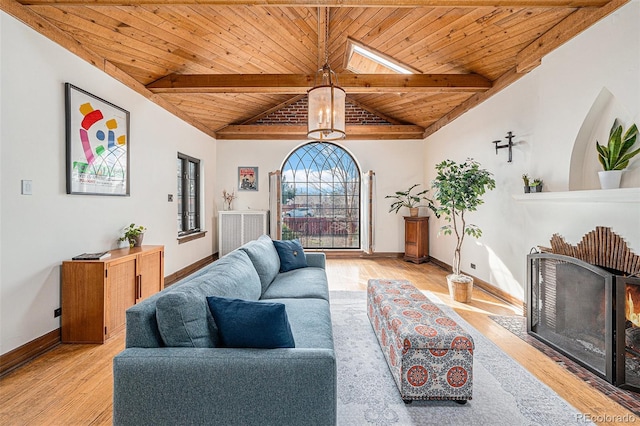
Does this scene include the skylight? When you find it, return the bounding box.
[345,39,416,75]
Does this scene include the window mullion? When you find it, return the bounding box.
[182,163,189,233]
[194,161,200,230]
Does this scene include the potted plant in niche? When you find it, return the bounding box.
[385,183,431,217]
[596,119,639,189]
[530,178,543,193]
[119,223,146,248]
[522,174,530,193]
[429,159,496,303]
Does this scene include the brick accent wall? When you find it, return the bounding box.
[254,96,392,125]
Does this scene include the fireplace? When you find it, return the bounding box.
[527,227,640,392]
[623,277,640,390]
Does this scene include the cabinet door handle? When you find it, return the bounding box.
[136,276,141,299]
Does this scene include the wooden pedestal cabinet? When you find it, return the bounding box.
[403,216,429,264]
[61,245,164,343]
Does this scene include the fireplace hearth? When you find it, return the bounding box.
[527,227,640,393]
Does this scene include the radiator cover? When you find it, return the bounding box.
[218,210,269,257]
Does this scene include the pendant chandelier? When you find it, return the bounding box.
[307,8,346,141]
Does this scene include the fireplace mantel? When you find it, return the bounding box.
[513,187,640,203]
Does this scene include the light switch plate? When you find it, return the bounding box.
[21,180,32,195]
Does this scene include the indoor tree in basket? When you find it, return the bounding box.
[385,183,431,217]
[596,119,639,189]
[119,223,146,248]
[429,159,495,303]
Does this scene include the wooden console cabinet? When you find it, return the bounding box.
[403,216,429,264]
[61,245,164,343]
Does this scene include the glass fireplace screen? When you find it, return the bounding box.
[527,253,622,384]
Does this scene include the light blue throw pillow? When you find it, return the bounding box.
[156,289,218,347]
[206,296,295,349]
[272,239,308,272]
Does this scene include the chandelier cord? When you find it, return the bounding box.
[324,7,330,66]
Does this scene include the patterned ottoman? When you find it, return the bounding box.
[367,278,474,404]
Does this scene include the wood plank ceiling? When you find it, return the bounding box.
[4,0,628,140]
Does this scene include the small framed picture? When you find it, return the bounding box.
[238,167,258,191]
[65,83,130,196]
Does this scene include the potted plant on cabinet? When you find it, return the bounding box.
[596,119,639,189]
[119,223,146,248]
[385,183,431,217]
[429,159,495,303]
[222,189,237,211]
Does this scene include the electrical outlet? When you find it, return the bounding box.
[168,194,173,202]
[54,308,62,317]
[21,180,32,195]
[470,263,476,269]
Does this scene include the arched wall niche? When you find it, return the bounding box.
[569,87,639,190]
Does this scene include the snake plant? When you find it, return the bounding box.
[596,119,639,171]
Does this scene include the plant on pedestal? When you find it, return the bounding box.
[596,119,639,189]
[385,183,431,217]
[429,159,495,303]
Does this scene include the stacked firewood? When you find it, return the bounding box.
[550,226,640,276]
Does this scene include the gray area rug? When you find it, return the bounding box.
[330,290,592,425]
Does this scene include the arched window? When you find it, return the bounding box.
[281,142,360,249]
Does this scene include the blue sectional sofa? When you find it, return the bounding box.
[113,235,336,426]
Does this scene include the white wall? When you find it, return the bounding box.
[0,12,217,354]
[216,139,427,252]
[424,0,640,301]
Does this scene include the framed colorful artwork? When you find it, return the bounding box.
[238,166,258,191]
[65,83,130,195]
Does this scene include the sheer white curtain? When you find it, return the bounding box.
[268,170,282,239]
[361,170,376,254]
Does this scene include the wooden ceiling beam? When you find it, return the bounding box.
[147,73,492,94]
[17,0,611,7]
[216,124,425,140]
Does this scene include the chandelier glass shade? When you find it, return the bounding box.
[307,64,346,141]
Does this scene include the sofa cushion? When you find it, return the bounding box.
[206,296,295,349]
[156,287,218,348]
[261,267,330,301]
[198,249,262,301]
[239,234,280,294]
[272,239,308,272]
[270,298,334,349]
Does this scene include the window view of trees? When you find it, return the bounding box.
[281,142,360,249]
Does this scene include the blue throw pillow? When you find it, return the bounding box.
[206,296,295,349]
[272,239,308,272]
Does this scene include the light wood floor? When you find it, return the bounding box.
[0,258,635,425]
